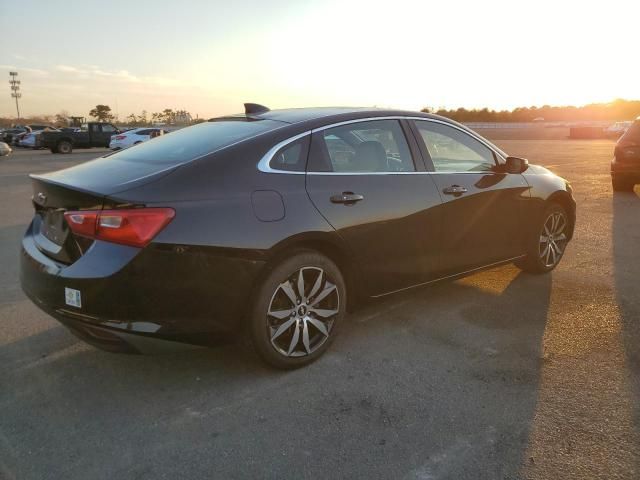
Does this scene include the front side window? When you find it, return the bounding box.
[308,120,414,173]
[414,121,496,173]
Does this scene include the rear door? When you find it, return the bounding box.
[305,119,442,296]
[410,119,528,274]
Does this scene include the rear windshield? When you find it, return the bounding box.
[107,119,284,165]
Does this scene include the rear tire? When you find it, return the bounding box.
[612,176,635,192]
[515,203,569,274]
[248,250,346,369]
[57,141,72,154]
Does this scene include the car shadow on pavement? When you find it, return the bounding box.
[613,189,640,445]
[1,264,552,480]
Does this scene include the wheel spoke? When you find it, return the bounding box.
[555,233,567,242]
[549,244,557,265]
[268,309,293,320]
[309,307,339,318]
[545,245,552,265]
[555,216,566,235]
[302,321,311,353]
[307,316,329,336]
[287,322,300,355]
[310,284,337,306]
[280,281,298,307]
[297,269,306,300]
[308,270,323,300]
[552,241,563,255]
[540,235,549,244]
[271,318,296,341]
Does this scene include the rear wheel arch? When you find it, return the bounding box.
[255,234,362,315]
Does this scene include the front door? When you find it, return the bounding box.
[411,119,529,275]
[305,119,442,296]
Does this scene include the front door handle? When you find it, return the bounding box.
[443,185,468,196]
[330,192,364,205]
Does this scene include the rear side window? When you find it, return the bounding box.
[269,136,310,172]
[109,119,284,165]
[308,119,414,173]
[136,129,151,136]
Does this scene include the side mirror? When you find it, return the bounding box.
[505,156,529,174]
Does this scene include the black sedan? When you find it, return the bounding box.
[611,117,640,191]
[20,105,576,368]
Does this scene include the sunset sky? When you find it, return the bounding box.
[0,0,637,119]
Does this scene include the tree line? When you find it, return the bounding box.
[0,105,203,128]
[422,99,640,123]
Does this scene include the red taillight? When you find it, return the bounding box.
[114,135,127,140]
[64,208,175,248]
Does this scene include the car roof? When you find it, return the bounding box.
[215,106,436,125]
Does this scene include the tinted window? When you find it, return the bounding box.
[136,129,151,136]
[414,121,496,172]
[108,119,283,165]
[102,124,116,133]
[621,121,640,142]
[309,120,414,173]
[269,136,309,172]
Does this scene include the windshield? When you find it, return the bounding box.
[621,121,640,142]
[106,119,285,165]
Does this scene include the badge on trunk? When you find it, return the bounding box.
[65,287,82,308]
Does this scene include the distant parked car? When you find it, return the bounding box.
[109,128,166,150]
[0,141,11,156]
[3,127,29,144]
[605,121,632,139]
[611,117,640,191]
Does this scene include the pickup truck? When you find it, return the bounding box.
[39,122,121,154]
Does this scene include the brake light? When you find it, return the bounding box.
[64,208,175,247]
[114,135,127,140]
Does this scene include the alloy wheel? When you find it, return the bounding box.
[539,211,568,268]
[267,267,339,357]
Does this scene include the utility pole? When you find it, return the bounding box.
[9,71,21,119]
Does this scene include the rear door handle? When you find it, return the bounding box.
[442,185,468,196]
[330,192,364,205]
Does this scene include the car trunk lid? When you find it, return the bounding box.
[30,176,110,264]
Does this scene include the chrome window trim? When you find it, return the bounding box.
[256,115,507,175]
[257,130,311,174]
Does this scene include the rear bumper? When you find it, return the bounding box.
[611,158,640,179]
[20,221,265,353]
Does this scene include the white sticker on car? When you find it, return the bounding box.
[65,287,82,308]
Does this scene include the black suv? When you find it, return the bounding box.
[612,118,640,191]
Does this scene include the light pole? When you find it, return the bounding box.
[9,71,21,119]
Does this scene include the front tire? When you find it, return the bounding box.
[515,203,569,274]
[249,250,346,369]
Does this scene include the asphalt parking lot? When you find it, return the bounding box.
[1,141,639,479]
